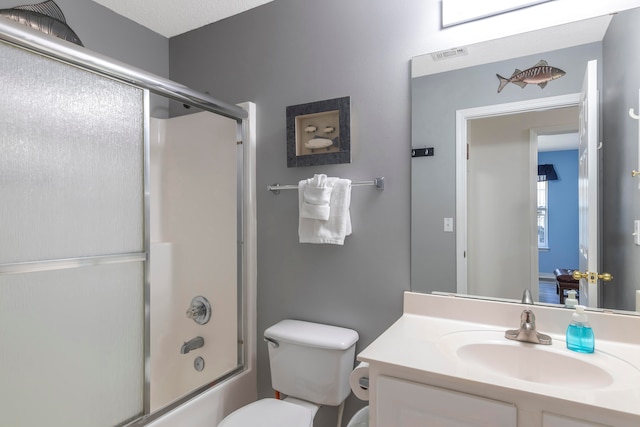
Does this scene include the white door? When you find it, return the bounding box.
[577,60,600,308]
[456,94,582,301]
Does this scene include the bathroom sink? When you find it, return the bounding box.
[438,330,640,390]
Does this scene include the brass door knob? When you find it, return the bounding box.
[599,272,613,282]
[572,270,613,283]
[572,270,588,280]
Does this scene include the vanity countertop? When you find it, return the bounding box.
[357,292,640,418]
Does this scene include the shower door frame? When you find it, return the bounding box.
[0,18,252,426]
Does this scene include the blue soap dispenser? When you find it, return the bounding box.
[566,305,594,353]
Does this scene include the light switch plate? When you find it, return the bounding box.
[444,218,453,232]
[635,220,640,246]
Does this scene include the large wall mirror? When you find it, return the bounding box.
[411,7,640,314]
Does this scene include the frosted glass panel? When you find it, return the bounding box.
[0,262,144,427]
[0,41,144,263]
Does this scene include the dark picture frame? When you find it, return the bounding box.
[286,96,351,167]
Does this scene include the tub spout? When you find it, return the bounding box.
[180,336,204,354]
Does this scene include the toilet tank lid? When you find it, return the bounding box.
[264,319,359,350]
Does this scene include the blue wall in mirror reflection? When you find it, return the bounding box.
[538,149,579,275]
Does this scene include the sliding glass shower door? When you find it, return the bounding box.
[0,41,145,426]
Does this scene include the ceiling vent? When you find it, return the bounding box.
[430,47,468,61]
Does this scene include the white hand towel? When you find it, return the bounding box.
[299,177,352,245]
[300,174,333,221]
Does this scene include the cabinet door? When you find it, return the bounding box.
[543,412,609,427]
[376,376,516,427]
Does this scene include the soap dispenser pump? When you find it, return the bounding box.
[565,290,578,308]
[566,305,594,353]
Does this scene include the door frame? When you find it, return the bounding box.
[455,93,582,295]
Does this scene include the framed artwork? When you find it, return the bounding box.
[286,96,351,167]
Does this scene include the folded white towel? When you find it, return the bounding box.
[300,202,330,221]
[299,177,352,245]
[300,174,333,221]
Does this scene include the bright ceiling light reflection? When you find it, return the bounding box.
[442,0,553,27]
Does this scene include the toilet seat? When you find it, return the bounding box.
[218,398,313,427]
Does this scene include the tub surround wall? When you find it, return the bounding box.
[147,102,258,427]
[149,112,240,412]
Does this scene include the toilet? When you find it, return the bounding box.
[346,406,369,427]
[218,319,359,427]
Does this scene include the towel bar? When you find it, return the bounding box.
[268,177,384,194]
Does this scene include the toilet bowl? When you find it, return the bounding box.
[218,398,314,427]
[346,406,369,427]
[217,319,359,427]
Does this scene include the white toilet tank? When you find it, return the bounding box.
[264,319,359,406]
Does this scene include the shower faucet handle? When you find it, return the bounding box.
[186,296,212,325]
[186,305,205,318]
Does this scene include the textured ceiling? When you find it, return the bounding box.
[92,0,273,37]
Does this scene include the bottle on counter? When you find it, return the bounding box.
[566,305,594,353]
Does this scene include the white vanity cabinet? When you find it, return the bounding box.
[367,366,634,427]
[376,376,516,427]
[357,292,640,427]
[542,413,609,427]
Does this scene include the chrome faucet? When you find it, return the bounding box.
[521,288,534,305]
[505,309,552,345]
[180,336,205,354]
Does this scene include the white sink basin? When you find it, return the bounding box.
[438,330,640,390]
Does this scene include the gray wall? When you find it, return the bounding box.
[1,0,170,75]
[169,0,430,424]
[411,43,603,295]
[602,8,640,311]
[0,0,169,116]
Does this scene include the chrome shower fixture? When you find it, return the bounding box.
[186,296,212,325]
[180,336,204,354]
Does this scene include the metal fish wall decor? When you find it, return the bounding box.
[497,60,565,93]
[0,0,83,46]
